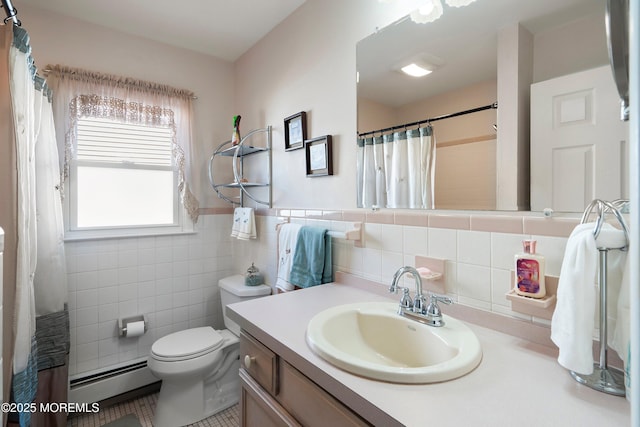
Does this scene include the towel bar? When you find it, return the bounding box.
[276,220,363,247]
[571,199,629,396]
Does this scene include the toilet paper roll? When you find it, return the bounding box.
[125,320,145,338]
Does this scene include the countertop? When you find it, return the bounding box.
[227,282,630,427]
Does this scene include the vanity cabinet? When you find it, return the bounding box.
[239,331,371,427]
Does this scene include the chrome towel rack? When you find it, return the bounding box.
[571,198,629,396]
[275,219,363,247]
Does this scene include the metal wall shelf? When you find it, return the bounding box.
[208,126,272,207]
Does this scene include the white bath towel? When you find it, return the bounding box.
[551,222,627,375]
[596,225,628,347]
[230,207,257,240]
[275,223,302,292]
[612,252,631,391]
[551,223,598,374]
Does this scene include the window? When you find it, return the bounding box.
[71,117,178,230]
[47,65,200,240]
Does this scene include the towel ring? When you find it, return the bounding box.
[580,199,629,249]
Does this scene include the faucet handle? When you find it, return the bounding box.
[430,294,453,305]
[399,287,413,309]
[425,293,453,327]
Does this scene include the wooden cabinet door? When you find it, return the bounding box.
[240,369,300,427]
[278,361,371,427]
[530,65,629,212]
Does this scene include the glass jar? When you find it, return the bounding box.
[245,263,264,286]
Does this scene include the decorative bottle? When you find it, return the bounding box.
[514,240,546,298]
[245,263,264,287]
[231,115,242,146]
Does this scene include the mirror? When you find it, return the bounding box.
[357,0,608,211]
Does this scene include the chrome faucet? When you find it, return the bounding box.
[389,266,453,327]
[389,266,424,313]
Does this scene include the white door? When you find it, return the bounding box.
[530,65,629,212]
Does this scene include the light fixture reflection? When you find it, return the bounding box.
[401,63,433,77]
[407,0,478,24]
[410,0,443,23]
[445,0,477,7]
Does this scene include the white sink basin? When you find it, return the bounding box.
[306,301,482,383]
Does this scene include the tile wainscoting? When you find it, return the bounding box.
[65,214,235,378]
[233,208,584,329]
[66,206,586,381]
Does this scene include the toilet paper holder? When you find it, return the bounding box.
[119,315,148,337]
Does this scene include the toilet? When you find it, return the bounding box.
[148,275,271,427]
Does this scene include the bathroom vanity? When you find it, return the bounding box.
[228,279,630,427]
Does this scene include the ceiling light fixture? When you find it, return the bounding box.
[410,0,443,24]
[400,63,433,77]
[406,0,478,24]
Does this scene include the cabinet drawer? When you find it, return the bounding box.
[279,361,371,427]
[240,331,278,395]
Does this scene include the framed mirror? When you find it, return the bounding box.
[357,0,609,211]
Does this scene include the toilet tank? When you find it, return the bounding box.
[219,274,271,335]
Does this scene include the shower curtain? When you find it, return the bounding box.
[2,24,69,427]
[357,126,436,209]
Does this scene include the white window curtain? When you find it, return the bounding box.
[357,125,436,209]
[33,76,67,317]
[45,65,200,222]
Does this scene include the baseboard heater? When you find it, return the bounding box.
[68,359,158,404]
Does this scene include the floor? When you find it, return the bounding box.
[67,392,239,427]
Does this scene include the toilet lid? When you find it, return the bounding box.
[151,327,224,360]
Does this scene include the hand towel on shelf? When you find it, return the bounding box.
[551,223,599,375]
[289,226,333,289]
[275,223,302,292]
[230,207,257,240]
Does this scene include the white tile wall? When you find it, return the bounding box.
[233,216,569,329]
[69,212,570,379]
[66,214,235,377]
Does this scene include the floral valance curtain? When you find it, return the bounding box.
[45,65,200,222]
[357,126,436,209]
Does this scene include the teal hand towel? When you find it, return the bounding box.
[289,226,333,288]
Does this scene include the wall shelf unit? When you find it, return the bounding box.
[208,126,272,207]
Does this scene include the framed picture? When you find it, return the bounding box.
[284,111,307,151]
[305,135,333,177]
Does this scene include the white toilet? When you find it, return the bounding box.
[148,275,271,427]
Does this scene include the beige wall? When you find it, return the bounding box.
[397,80,497,144]
[533,11,608,83]
[235,0,413,210]
[236,0,606,212]
[20,5,237,209]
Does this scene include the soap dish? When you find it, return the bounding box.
[419,272,443,281]
[505,289,557,320]
[505,290,556,308]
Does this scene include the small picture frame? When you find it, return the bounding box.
[305,135,333,177]
[284,111,307,151]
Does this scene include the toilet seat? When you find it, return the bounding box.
[151,327,224,362]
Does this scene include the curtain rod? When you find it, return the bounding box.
[1,0,21,26]
[43,66,198,100]
[358,102,498,138]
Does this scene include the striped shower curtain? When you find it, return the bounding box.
[357,126,436,209]
[2,24,69,427]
